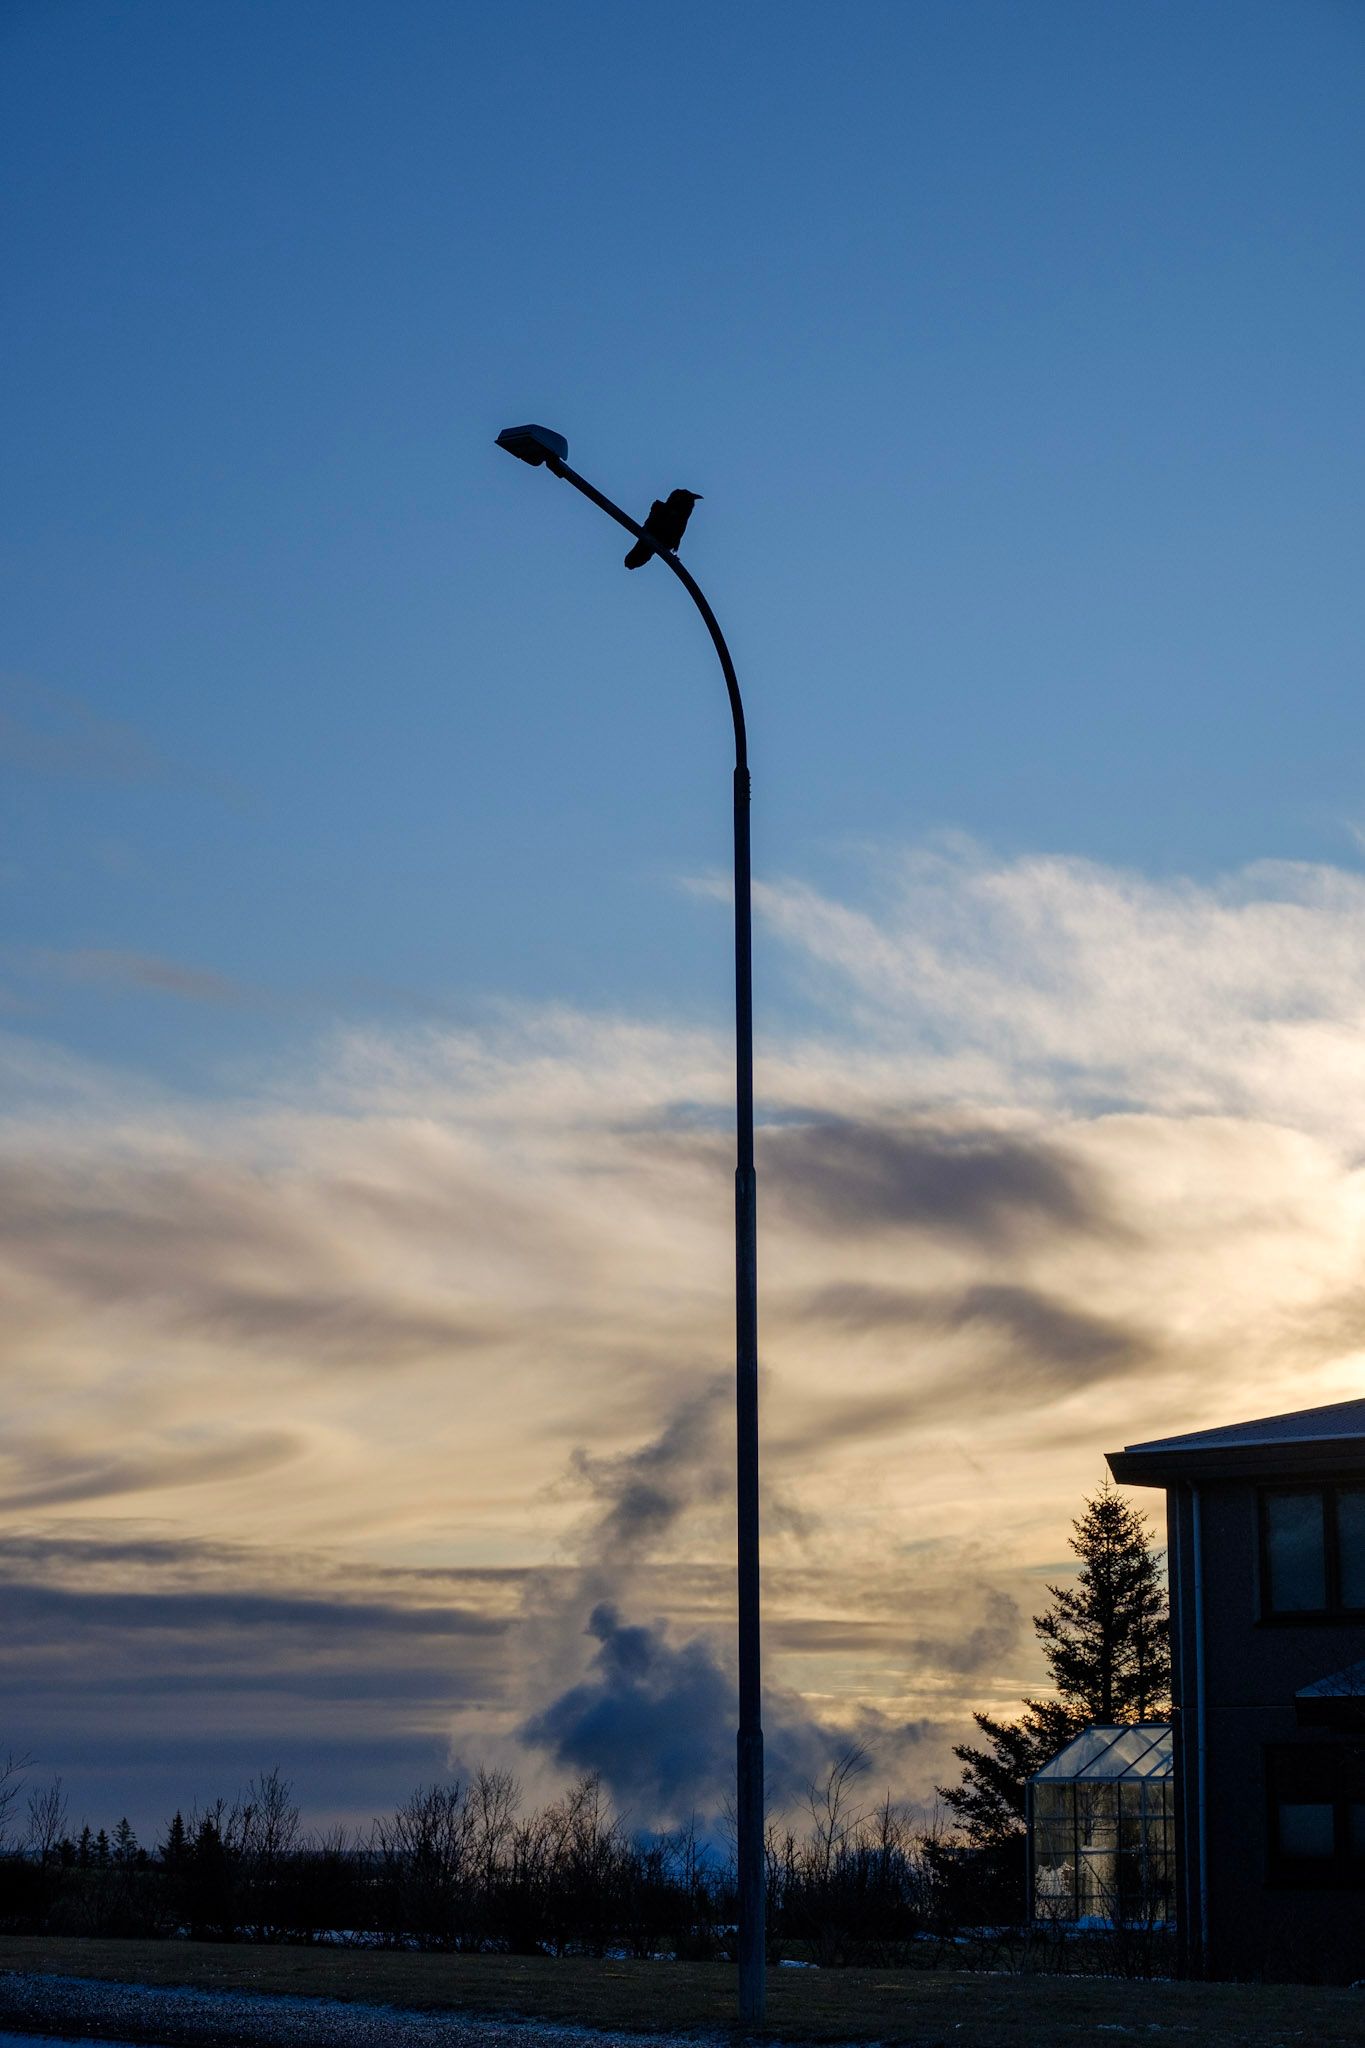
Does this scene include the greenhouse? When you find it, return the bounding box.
[1027,1723,1175,1926]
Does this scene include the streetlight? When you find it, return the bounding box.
[496,423,765,2027]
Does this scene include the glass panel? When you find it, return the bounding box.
[1348,1803,1365,1859]
[1088,1727,1160,1777]
[1279,1800,1335,1858]
[1265,1492,1327,1612]
[1035,1826,1073,1862]
[1032,1783,1070,1822]
[1034,1726,1124,1778]
[1076,1782,1117,1828]
[1338,1491,1365,1609]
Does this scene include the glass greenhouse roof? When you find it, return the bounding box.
[1030,1723,1173,1783]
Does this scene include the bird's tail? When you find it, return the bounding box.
[623,539,653,570]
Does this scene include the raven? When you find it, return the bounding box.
[624,489,703,569]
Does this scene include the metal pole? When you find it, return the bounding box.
[538,455,766,2027]
[731,751,764,2031]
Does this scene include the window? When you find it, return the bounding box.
[1267,1745,1365,1884]
[1264,1492,1326,1612]
[1261,1487,1365,1618]
[1338,1491,1365,1608]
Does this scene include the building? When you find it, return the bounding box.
[1108,1397,1365,1983]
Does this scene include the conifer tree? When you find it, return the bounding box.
[939,1480,1170,1845]
[1035,1479,1169,1723]
[162,1810,188,1869]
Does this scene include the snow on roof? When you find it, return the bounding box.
[1030,1723,1173,1783]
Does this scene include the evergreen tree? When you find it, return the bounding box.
[939,1480,1170,1845]
[188,1809,235,1939]
[112,1816,138,1865]
[162,1810,188,1869]
[94,1827,110,1868]
[1035,1480,1169,1722]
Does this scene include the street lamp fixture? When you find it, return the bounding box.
[495,424,765,2028]
[494,423,569,468]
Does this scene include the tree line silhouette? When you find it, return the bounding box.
[0,1756,948,1960]
[0,1486,1169,1969]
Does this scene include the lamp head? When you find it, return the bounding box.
[496,423,569,468]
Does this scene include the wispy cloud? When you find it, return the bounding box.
[755,840,1365,1135]
[37,949,246,1005]
[0,1432,304,1512]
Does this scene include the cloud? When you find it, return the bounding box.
[0,1432,304,1512]
[0,1582,505,1641]
[905,1588,1021,1676]
[763,1119,1103,1245]
[6,837,1365,1831]
[755,842,1365,1139]
[39,949,246,1005]
[0,1155,500,1370]
[0,1529,516,1830]
[798,1281,1143,1398]
[0,1529,535,1596]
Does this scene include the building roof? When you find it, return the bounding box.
[1298,1661,1365,1701]
[1107,1397,1365,1487]
[1030,1723,1173,1784]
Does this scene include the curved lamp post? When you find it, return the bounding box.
[495,424,764,2027]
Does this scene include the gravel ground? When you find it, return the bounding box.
[0,1975,725,2048]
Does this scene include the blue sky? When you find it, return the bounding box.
[4,1,1365,1837]
[5,0,1363,1076]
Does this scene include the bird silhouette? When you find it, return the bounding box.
[624,489,703,569]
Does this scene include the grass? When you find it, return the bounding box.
[3,1935,1365,2045]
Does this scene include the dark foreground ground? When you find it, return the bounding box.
[3,1938,1365,2047]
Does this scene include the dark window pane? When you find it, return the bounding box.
[1265,1492,1327,1612]
[1338,1491,1365,1609]
[1279,1800,1335,1858]
[1349,1803,1365,1859]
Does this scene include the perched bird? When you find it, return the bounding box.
[624,489,703,569]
